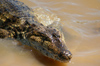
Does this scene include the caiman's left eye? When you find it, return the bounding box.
[52,33,60,38]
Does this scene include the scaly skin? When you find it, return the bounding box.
[0,0,72,62]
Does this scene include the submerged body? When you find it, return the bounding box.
[0,0,72,62]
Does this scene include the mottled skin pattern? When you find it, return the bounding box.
[0,0,72,62]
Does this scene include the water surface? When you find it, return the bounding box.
[0,0,100,66]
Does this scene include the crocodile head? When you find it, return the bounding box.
[26,24,72,62]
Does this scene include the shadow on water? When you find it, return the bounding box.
[23,45,67,66]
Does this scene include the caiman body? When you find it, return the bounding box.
[0,0,72,62]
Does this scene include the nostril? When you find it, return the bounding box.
[68,54,72,60]
[64,50,72,60]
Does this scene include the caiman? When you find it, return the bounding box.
[0,0,72,62]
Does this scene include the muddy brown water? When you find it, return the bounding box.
[0,0,100,66]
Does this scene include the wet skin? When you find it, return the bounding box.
[0,0,72,62]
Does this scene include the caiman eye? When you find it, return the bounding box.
[52,33,60,38]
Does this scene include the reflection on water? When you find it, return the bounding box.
[0,0,100,66]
